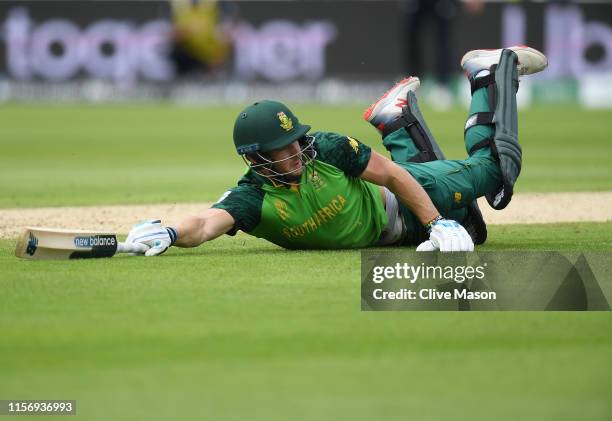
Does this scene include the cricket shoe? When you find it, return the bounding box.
[364,76,420,133]
[460,46,548,80]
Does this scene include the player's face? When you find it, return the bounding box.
[267,141,303,182]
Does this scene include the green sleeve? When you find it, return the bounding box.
[211,177,264,235]
[314,131,372,177]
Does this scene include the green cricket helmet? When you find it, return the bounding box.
[233,100,317,185]
[233,100,311,154]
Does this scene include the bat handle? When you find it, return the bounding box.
[117,242,149,255]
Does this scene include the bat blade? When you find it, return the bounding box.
[15,227,121,260]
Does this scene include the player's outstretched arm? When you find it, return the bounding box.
[360,150,473,252]
[174,208,235,247]
[125,209,235,256]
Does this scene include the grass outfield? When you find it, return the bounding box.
[0,104,611,207]
[1,223,612,420]
[1,103,611,419]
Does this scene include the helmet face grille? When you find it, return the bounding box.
[242,135,318,186]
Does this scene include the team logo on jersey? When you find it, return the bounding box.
[347,136,359,154]
[454,192,462,203]
[275,199,290,221]
[309,170,325,190]
[277,112,293,131]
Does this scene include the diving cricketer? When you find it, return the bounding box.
[126,46,548,255]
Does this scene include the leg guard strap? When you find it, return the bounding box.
[470,67,519,97]
[468,136,499,157]
[470,72,495,94]
[464,111,495,133]
[382,91,445,163]
[382,107,417,138]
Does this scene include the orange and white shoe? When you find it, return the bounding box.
[461,45,548,80]
[363,76,420,132]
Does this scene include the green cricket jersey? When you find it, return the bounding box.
[212,132,389,249]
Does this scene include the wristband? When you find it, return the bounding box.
[166,227,178,245]
[425,215,443,233]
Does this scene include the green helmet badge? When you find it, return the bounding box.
[277,111,293,131]
[233,100,311,155]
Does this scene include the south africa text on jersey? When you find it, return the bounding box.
[282,195,348,239]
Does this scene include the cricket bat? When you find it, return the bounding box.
[15,227,147,260]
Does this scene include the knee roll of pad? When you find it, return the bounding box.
[465,49,521,210]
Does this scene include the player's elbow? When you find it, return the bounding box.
[383,162,407,190]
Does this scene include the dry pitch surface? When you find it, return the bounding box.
[1,192,611,239]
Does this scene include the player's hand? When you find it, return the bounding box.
[416,217,474,252]
[125,220,177,257]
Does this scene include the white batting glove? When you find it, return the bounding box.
[417,217,474,252]
[125,220,178,257]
